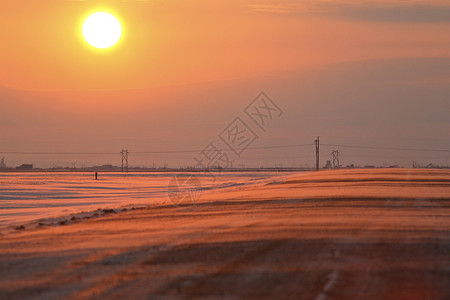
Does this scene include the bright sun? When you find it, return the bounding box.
[82,12,122,49]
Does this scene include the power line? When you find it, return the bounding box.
[132,144,313,154]
[1,143,448,156]
[0,144,313,156]
[0,152,118,155]
[331,150,340,168]
[314,137,320,171]
[321,144,450,153]
[121,150,129,172]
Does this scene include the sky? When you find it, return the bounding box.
[0,0,449,168]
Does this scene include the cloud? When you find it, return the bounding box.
[247,2,304,14]
[66,0,159,4]
[329,3,450,23]
[248,1,450,23]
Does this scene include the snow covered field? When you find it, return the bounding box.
[0,171,279,227]
[0,168,449,299]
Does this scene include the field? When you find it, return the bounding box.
[0,168,449,299]
[0,171,276,227]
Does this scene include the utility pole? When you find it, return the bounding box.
[314,136,320,171]
[121,150,129,172]
[332,150,340,169]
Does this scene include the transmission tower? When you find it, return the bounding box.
[121,150,129,172]
[314,136,320,171]
[331,150,340,169]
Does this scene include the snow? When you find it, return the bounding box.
[0,168,449,299]
[0,171,280,228]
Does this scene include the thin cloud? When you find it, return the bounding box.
[247,3,304,14]
[328,3,450,23]
[66,0,158,4]
[248,1,450,23]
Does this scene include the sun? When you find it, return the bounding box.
[82,12,122,49]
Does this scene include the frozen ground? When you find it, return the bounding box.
[0,168,449,299]
[0,171,278,228]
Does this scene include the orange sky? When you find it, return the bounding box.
[1,0,449,90]
[1,0,449,168]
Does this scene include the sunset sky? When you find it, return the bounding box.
[1,0,449,168]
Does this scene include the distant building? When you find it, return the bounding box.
[16,164,33,170]
[0,157,6,169]
[324,160,332,169]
